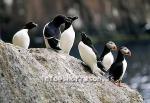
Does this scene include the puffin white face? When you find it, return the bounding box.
[106,41,117,51]
[120,47,131,56]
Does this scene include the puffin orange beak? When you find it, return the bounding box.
[126,51,131,56]
[128,52,131,56]
[112,46,117,51]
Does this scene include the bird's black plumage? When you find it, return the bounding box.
[43,15,68,50]
[44,23,61,39]
[109,50,124,81]
[64,16,78,30]
[100,45,110,61]
[81,32,99,58]
[81,32,106,72]
[109,62,123,81]
[24,22,37,29]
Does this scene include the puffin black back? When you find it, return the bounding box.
[100,45,111,59]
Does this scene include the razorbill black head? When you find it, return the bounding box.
[24,22,38,29]
[78,32,105,76]
[63,16,78,30]
[12,22,37,49]
[81,32,92,46]
[109,46,131,87]
[52,15,69,27]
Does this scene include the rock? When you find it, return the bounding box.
[0,40,143,103]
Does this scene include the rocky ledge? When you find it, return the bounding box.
[0,40,143,103]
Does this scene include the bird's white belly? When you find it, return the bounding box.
[12,30,30,49]
[44,39,51,48]
[60,25,75,54]
[120,59,127,80]
[102,52,114,71]
[78,41,97,67]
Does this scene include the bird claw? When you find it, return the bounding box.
[92,69,103,77]
[100,71,105,76]
[113,81,126,87]
[118,83,126,87]
[81,62,90,68]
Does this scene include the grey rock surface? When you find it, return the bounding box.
[0,40,143,103]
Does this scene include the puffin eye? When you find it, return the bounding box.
[109,42,114,45]
[124,48,127,51]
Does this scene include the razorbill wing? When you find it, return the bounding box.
[100,41,117,71]
[109,46,131,87]
[43,15,69,51]
[78,32,105,76]
[12,22,37,49]
[60,16,78,54]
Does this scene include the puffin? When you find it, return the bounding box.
[100,41,117,71]
[109,46,131,87]
[59,16,78,54]
[43,15,69,51]
[78,32,105,76]
[12,22,37,49]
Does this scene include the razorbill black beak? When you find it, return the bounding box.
[67,16,78,21]
[65,18,70,23]
[34,23,38,27]
[81,32,87,38]
[24,22,38,29]
[72,16,78,21]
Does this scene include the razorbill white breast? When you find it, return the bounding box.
[109,46,131,87]
[12,22,37,49]
[78,32,105,76]
[43,15,69,51]
[100,41,117,71]
[60,16,78,54]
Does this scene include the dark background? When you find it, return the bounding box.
[0,0,150,102]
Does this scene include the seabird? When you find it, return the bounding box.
[78,32,105,76]
[60,16,78,54]
[12,22,37,49]
[43,15,69,51]
[100,41,117,71]
[109,46,131,87]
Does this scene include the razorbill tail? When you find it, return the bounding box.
[43,15,69,51]
[100,41,117,71]
[12,22,37,49]
[78,32,105,76]
[109,46,131,87]
[60,16,78,54]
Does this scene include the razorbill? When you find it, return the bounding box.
[43,15,69,51]
[109,46,131,87]
[12,22,37,49]
[60,16,78,54]
[100,41,117,71]
[78,32,105,76]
